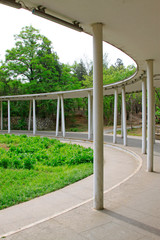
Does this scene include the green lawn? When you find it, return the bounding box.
[0,134,93,210]
[116,127,142,136]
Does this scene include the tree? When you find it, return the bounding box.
[4,26,61,93]
[114,58,124,70]
[0,26,138,128]
[72,59,87,83]
[0,64,10,95]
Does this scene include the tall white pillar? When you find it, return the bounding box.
[1,102,3,130]
[28,100,32,131]
[33,99,36,135]
[113,89,118,144]
[92,23,104,210]
[56,95,60,136]
[153,87,155,144]
[91,95,93,135]
[122,86,127,146]
[142,78,147,154]
[8,100,10,134]
[146,59,154,172]
[61,95,65,137]
[121,101,123,138]
[88,92,93,140]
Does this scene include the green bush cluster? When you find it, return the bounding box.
[0,134,93,170]
[70,128,78,132]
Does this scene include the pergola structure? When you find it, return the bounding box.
[0,0,160,211]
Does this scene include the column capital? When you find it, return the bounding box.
[91,22,103,27]
[146,59,154,62]
[122,85,125,91]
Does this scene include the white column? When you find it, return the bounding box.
[91,95,93,135]
[121,101,123,138]
[28,100,32,131]
[61,95,65,137]
[153,87,155,144]
[122,86,127,146]
[1,102,3,130]
[146,59,154,172]
[33,99,36,135]
[113,89,118,144]
[92,23,104,210]
[142,78,147,154]
[8,100,10,134]
[88,92,93,140]
[56,95,60,136]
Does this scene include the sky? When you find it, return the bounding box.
[0,4,135,67]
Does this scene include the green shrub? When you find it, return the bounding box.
[0,158,9,168]
[13,119,27,130]
[0,134,93,170]
[70,128,78,132]
[24,157,34,170]
[155,106,160,123]
[13,158,22,169]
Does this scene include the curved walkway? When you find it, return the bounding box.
[0,136,141,239]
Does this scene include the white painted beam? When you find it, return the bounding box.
[92,23,104,210]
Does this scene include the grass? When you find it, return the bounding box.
[0,134,93,210]
[116,127,142,136]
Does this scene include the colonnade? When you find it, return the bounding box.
[0,25,156,211]
[113,78,148,150]
[0,62,156,176]
[0,93,93,139]
[112,69,155,173]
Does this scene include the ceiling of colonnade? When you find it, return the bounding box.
[13,0,160,78]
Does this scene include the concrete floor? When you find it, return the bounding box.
[0,130,160,240]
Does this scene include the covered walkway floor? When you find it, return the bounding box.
[0,133,160,239]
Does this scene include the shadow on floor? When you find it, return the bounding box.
[103,209,160,237]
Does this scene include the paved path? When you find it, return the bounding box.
[0,131,160,239]
[0,139,140,238]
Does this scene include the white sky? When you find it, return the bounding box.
[0,4,135,67]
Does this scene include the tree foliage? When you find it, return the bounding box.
[0,25,139,128]
[4,26,62,91]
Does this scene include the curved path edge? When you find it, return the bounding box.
[0,140,142,239]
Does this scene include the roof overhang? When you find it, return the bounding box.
[3,0,159,76]
[0,0,160,101]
